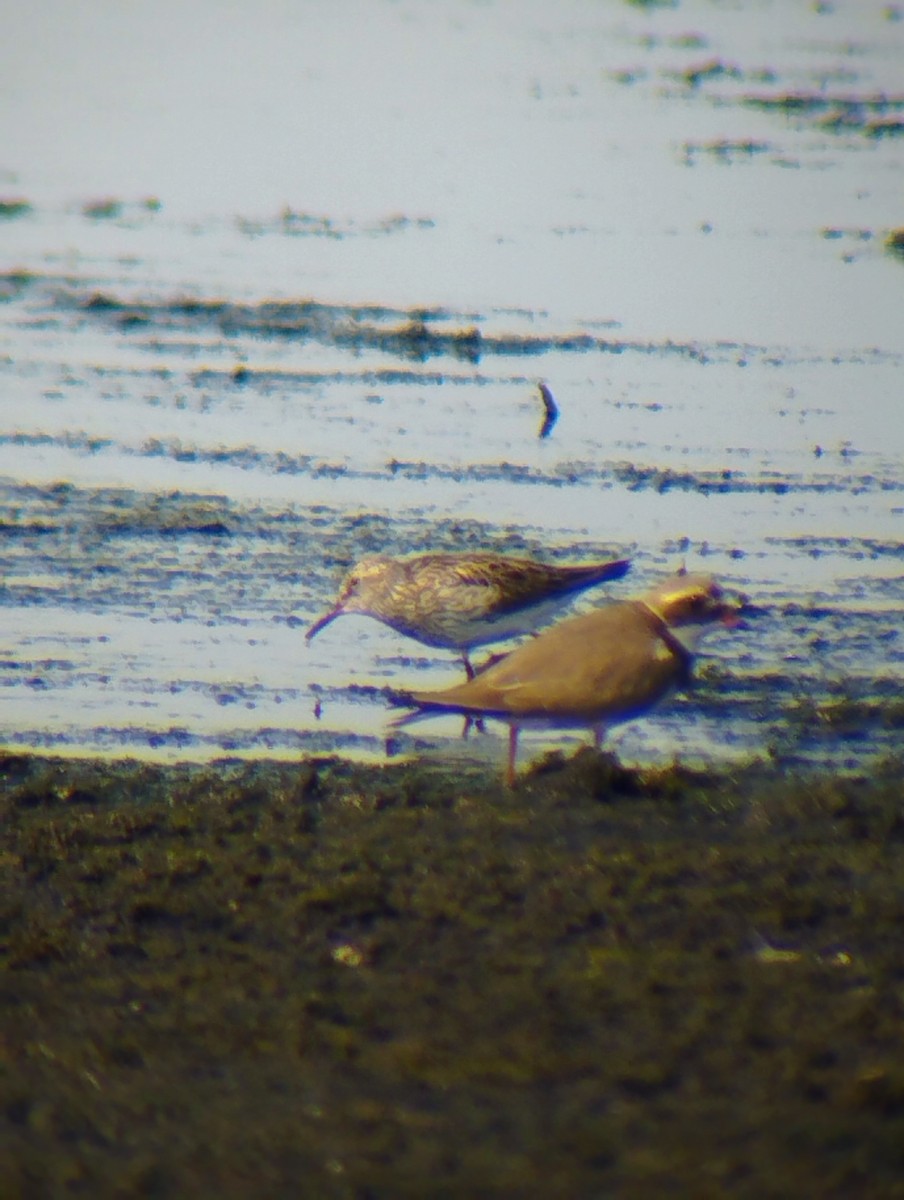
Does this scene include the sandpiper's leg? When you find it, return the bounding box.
[593,725,606,750]
[505,725,519,788]
[458,654,486,736]
[461,713,487,738]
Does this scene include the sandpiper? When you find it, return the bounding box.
[305,551,631,678]
[393,572,740,786]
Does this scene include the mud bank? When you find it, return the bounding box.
[2,750,904,1197]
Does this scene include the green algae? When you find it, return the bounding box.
[82,199,124,221]
[886,228,904,260]
[2,750,904,1197]
[0,199,32,220]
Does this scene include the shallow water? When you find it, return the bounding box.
[2,0,902,770]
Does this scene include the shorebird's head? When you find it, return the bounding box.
[305,555,397,641]
[640,573,740,649]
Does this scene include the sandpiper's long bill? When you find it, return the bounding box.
[394,572,740,785]
[305,551,631,677]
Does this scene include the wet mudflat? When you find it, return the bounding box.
[3,3,904,1194]
[3,749,904,1198]
[3,1,904,770]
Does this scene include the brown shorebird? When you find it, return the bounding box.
[393,572,740,786]
[305,551,631,678]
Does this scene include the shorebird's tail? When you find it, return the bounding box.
[551,557,631,598]
[386,688,483,730]
[388,707,428,731]
[385,688,430,730]
[586,558,631,583]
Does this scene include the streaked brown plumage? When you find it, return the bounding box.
[394,572,740,785]
[305,551,631,677]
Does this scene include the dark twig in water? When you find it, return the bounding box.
[537,381,559,438]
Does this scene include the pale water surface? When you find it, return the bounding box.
[2,0,902,771]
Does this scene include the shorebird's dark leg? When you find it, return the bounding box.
[461,713,487,738]
[459,653,485,737]
[506,725,519,788]
[592,725,606,750]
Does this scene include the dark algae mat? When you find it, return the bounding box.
[2,750,904,1197]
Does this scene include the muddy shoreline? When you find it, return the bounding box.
[3,749,903,1197]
